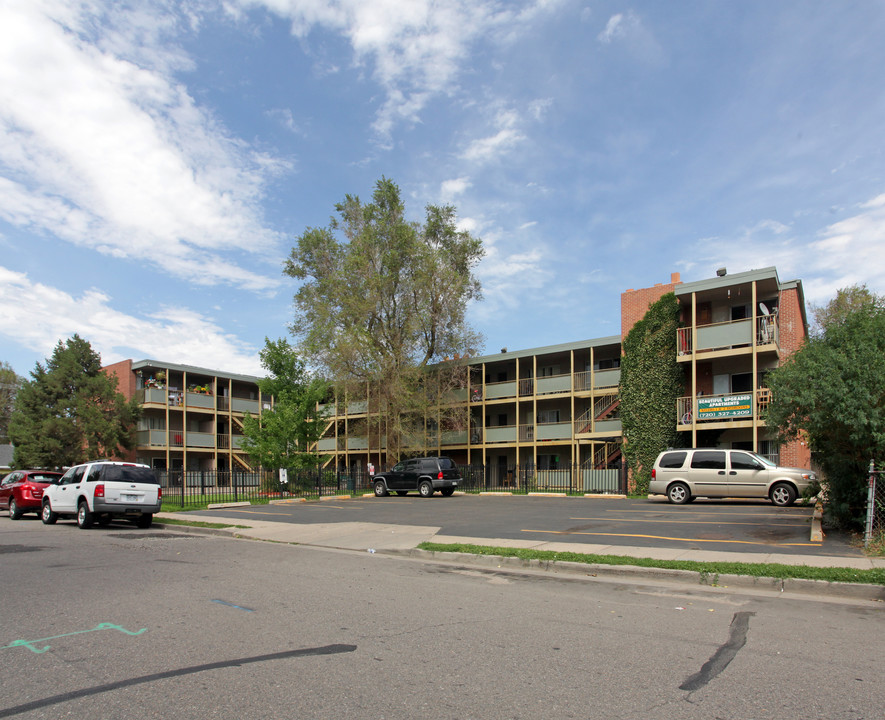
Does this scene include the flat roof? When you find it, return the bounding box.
[130,359,263,384]
[466,336,622,365]
[674,266,781,296]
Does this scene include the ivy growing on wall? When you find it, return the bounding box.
[619,292,685,494]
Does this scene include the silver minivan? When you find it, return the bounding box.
[649,448,815,506]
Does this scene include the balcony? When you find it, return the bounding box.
[536,373,571,396]
[485,426,518,443]
[677,314,779,358]
[228,397,261,414]
[593,368,620,390]
[485,379,517,400]
[440,430,468,446]
[136,429,168,447]
[186,391,214,409]
[535,421,572,441]
[186,431,216,448]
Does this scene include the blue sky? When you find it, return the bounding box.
[2,0,884,379]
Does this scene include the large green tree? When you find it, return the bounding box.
[766,287,885,527]
[284,177,484,462]
[7,335,140,468]
[240,338,329,472]
[0,361,23,443]
[619,293,685,493]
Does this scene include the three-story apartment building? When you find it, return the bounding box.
[104,359,270,473]
[317,265,811,483]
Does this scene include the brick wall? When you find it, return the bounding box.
[777,286,807,359]
[776,286,811,468]
[103,359,136,400]
[621,272,682,340]
[100,359,138,462]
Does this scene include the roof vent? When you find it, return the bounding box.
[716,267,727,277]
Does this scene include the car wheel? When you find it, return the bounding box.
[440,488,455,497]
[667,482,691,505]
[418,480,434,498]
[9,497,23,520]
[770,482,796,507]
[135,514,153,529]
[41,501,58,525]
[77,501,94,529]
[373,480,389,497]
[395,491,408,497]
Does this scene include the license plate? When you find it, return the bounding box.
[122,494,139,502]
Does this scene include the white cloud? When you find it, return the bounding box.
[529,97,553,121]
[0,0,283,292]
[598,13,626,44]
[596,10,664,65]
[0,266,263,376]
[460,108,526,163]
[678,192,885,308]
[234,0,560,139]
[440,176,472,201]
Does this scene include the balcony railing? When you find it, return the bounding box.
[485,380,517,400]
[677,314,779,357]
[536,373,571,395]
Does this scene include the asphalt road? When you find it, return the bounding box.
[1,519,882,720]
[183,495,861,558]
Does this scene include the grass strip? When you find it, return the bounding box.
[156,517,249,530]
[418,542,885,586]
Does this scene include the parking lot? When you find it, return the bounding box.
[184,494,860,558]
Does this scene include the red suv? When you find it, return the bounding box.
[1,470,63,519]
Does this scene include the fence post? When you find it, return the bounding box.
[865,460,876,549]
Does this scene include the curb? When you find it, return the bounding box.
[382,548,885,603]
[153,522,884,603]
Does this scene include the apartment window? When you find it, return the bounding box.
[497,413,508,427]
[537,409,560,424]
[732,373,753,393]
[595,358,620,370]
[540,365,559,377]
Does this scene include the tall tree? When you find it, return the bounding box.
[284,177,484,462]
[619,293,685,494]
[0,361,23,443]
[7,335,140,468]
[810,283,883,334]
[766,288,885,527]
[240,338,329,472]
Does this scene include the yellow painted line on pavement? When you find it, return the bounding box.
[570,517,809,527]
[608,508,812,517]
[521,528,822,547]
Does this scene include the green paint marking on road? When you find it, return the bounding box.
[1,623,147,654]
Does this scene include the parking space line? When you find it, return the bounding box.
[521,528,822,547]
[570,517,809,528]
[608,508,813,517]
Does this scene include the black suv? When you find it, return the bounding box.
[373,457,462,498]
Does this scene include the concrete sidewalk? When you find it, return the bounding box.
[154,511,885,602]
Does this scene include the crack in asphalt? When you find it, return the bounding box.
[680,611,755,692]
[0,644,356,718]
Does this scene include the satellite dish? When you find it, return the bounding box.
[759,302,770,316]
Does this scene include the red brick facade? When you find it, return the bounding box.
[103,359,136,400]
[620,272,682,340]
[102,359,137,461]
[774,286,811,468]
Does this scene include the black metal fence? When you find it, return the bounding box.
[158,462,626,509]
